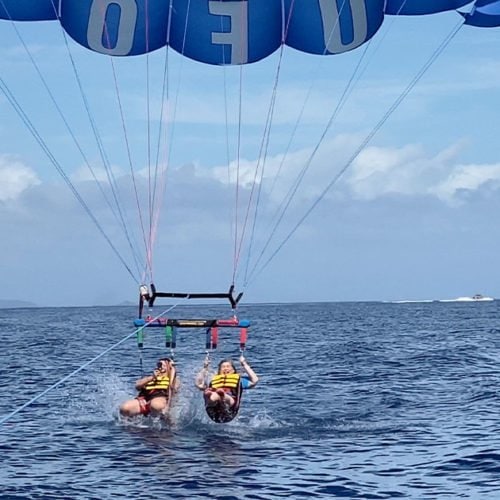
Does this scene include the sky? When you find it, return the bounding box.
[1,4,500,307]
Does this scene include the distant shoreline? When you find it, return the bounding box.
[0,300,38,309]
[0,297,496,309]
[0,301,138,309]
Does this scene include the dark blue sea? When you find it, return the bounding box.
[1,301,499,499]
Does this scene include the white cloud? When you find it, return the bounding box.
[197,133,363,200]
[5,133,499,221]
[0,155,40,201]
[193,135,500,208]
[70,163,125,183]
[430,163,500,202]
[344,140,500,204]
[2,133,500,305]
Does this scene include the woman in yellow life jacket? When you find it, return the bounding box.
[119,358,180,418]
[195,355,258,423]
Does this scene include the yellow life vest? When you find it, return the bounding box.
[210,373,240,391]
[143,374,170,392]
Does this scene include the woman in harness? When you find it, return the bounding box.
[119,358,179,418]
[195,355,258,423]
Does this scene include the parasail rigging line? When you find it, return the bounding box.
[247,19,465,285]
[256,0,300,206]
[148,0,193,284]
[243,0,373,286]
[145,0,153,250]
[105,42,152,281]
[223,59,235,278]
[231,63,245,286]
[0,303,181,428]
[146,52,153,280]
[232,0,291,286]
[76,0,163,284]
[220,10,238,286]
[228,0,257,286]
[253,0,412,261]
[0,76,139,283]
[245,42,373,286]
[259,0,354,216]
[236,0,355,288]
[50,0,145,277]
[261,0,348,205]
[240,0,299,286]
[143,0,166,282]
[244,0,432,285]
[0,0,144,280]
[60,43,145,282]
[239,44,286,286]
[2,4,116,223]
[149,3,174,281]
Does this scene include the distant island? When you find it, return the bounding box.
[0,299,138,308]
[116,300,136,306]
[0,299,37,309]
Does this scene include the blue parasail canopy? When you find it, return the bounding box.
[0,1,499,63]
[462,0,500,27]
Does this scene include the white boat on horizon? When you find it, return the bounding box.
[439,294,495,303]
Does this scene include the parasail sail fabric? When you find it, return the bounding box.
[462,0,500,27]
[384,0,471,16]
[0,0,58,21]
[0,1,499,63]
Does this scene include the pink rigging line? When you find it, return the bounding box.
[232,0,296,284]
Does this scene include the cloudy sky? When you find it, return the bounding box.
[1,6,500,307]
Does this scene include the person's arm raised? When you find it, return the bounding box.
[195,362,210,390]
[240,355,258,387]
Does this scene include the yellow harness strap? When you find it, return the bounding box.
[210,373,240,390]
[144,373,170,391]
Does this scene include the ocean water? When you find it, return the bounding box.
[0,301,499,499]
